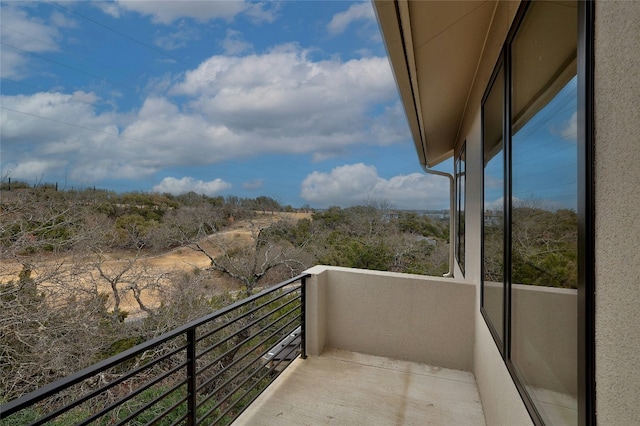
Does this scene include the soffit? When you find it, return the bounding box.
[375,1,496,167]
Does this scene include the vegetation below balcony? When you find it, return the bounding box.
[0,182,450,405]
[0,276,307,425]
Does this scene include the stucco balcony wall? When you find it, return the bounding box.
[304,265,476,372]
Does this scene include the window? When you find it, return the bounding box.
[482,63,505,346]
[481,1,592,424]
[455,143,466,275]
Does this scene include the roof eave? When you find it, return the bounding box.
[374,0,498,168]
[373,0,429,167]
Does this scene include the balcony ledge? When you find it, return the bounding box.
[235,348,485,425]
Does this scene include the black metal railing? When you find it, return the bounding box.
[0,274,309,425]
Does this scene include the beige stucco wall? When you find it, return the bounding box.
[451,1,534,424]
[303,266,328,357]
[511,284,578,395]
[594,2,640,424]
[464,109,533,426]
[304,266,475,371]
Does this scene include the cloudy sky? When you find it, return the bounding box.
[0,0,451,209]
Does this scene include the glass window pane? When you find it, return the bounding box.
[482,65,505,343]
[510,2,578,424]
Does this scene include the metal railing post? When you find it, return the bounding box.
[301,276,307,359]
[186,328,197,426]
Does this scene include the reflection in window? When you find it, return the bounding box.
[510,1,578,424]
[455,144,466,275]
[482,64,505,344]
[481,2,580,423]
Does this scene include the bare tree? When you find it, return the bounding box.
[187,221,309,296]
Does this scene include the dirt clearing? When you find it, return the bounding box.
[2,212,312,317]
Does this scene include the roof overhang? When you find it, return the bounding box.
[374,0,497,167]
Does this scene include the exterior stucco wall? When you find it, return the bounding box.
[511,285,577,394]
[304,266,475,371]
[456,2,533,424]
[465,110,533,426]
[594,2,640,424]
[303,266,328,357]
[475,313,534,426]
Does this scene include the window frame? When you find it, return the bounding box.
[480,57,507,354]
[479,1,595,424]
[455,142,466,276]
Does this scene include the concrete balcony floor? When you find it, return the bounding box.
[235,348,486,425]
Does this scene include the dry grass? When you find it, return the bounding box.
[2,212,312,317]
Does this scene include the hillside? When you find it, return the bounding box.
[0,184,449,401]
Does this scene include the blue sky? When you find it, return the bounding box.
[1,0,452,210]
[484,76,578,212]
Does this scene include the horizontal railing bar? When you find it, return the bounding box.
[210,342,298,425]
[127,295,298,424]
[1,335,186,418]
[207,279,306,425]
[196,318,300,420]
[195,300,301,376]
[202,344,294,424]
[0,274,309,424]
[208,317,300,404]
[195,285,300,345]
[195,305,301,382]
[112,380,187,426]
[179,274,306,331]
[196,306,300,386]
[147,394,188,426]
[192,275,305,343]
[196,295,301,361]
[77,363,188,426]
[0,274,308,418]
[167,411,189,426]
[196,313,302,412]
[196,288,300,350]
[32,342,190,425]
[198,306,300,383]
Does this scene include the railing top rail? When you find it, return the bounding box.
[0,273,309,418]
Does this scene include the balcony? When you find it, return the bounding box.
[235,265,483,425]
[1,266,482,425]
[236,348,484,425]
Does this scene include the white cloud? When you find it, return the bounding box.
[311,150,343,163]
[1,50,30,80]
[0,4,62,79]
[327,3,375,35]
[243,179,264,190]
[1,46,405,188]
[155,27,200,50]
[221,29,252,55]
[0,90,131,182]
[3,159,68,183]
[300,164,450,210]
[50,11,77,29]
[114,0,247,24]
[560,111,577,141]
[152,176,231,196]
[94,2,121,18]
[1,91,112,144]
[169,46,400,157]
[244,2,280,24]
[484,196,505,212]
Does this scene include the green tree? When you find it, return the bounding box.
[114,214,153,249]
